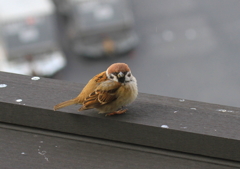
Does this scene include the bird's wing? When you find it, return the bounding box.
[93,71,108,83]
[75,71,108,103]
[79,80,121,111]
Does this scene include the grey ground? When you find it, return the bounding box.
[53,0,240,108]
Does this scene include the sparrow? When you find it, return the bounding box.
[53,63,138,116]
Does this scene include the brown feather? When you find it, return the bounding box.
[107,63,130,74]
[72,71,107,103]
[92,71,108,83]
[53,71,108,111]
[53,98,77,111]
[79,81,121,111]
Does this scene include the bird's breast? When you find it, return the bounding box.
[116,81,138,105]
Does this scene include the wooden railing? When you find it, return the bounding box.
[0,71,240,162]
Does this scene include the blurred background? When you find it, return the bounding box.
[1,0,240,107]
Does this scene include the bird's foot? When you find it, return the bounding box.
[105,109,127,116]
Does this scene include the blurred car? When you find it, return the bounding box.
[55,0,139,58]
[0,0,66,76]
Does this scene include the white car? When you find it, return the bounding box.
[55,0,139,58]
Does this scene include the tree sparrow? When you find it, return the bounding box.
[53,63,138,116]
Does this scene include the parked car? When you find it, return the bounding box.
[55,0,138,58]
[0,0,66,76]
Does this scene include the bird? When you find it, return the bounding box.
[53,63,138,116]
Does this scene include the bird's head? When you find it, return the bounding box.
[106,63,133,84]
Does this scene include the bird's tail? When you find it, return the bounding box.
[53,99,77,111]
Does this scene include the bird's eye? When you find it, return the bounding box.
[110,75,114,79]
[128,73,131,77]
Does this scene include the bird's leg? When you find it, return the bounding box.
[105,109,127,116]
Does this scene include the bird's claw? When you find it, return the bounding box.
[105,109,127,116]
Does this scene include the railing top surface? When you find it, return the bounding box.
[0,71,240,162]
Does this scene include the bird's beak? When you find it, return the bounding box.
[117,72,124,78]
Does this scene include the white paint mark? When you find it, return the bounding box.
[185,29,197,40]
[174,111,178,113]
[179,99,185,102]
[45,157,49,161]
[16,99,22,102]
[38,149,49,162]
[0,84,7,88]
[181,127,187,129]
[217,109,234,113]
[161,125,169,129]
[21,152,26,155]
[162,30,174,42]
[31,76,40,80]
[190,108,197,110]
[38,141,49,162]
[38,151,46,155]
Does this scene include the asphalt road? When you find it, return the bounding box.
[53,0,240,108]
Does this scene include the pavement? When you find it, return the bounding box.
[53,0,240,108]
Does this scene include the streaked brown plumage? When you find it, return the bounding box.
[53,63,138,116]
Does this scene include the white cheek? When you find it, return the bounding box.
[125,76,132,82]
[129,75,137,83]
[125,76,130,81]
[113,76,118,82]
